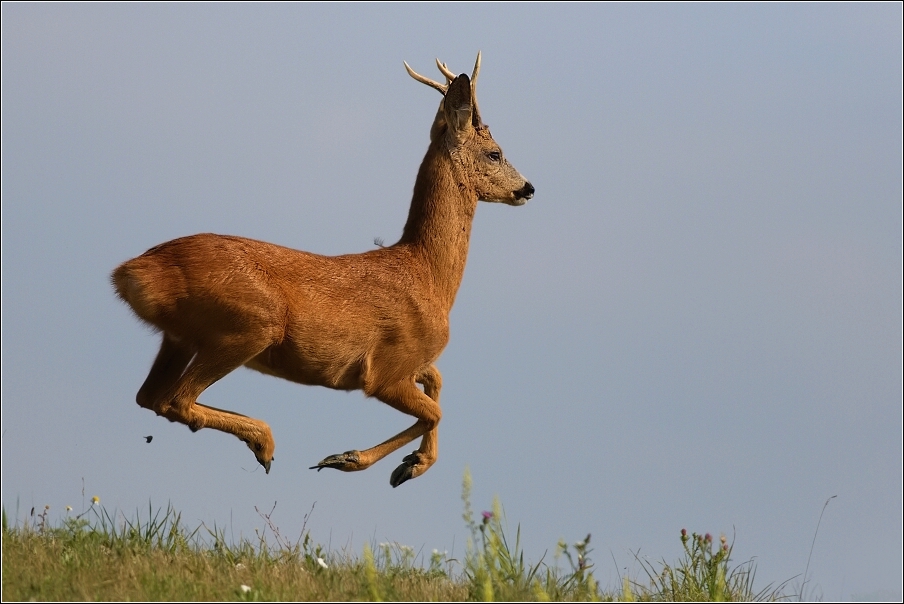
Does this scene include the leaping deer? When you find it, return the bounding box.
[111,53,534,487]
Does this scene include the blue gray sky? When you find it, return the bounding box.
[2,3,901,600]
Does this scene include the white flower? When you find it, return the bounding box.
[235,563,246,570]
[317,557,328,569]
[240,584,251,593]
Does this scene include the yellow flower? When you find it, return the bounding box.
[91,496,100,505]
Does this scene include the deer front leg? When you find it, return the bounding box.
[310,366,442,487]
[390,364,443,487]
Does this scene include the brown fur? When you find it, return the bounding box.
[112,54,534,487]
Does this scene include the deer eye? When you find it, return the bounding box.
[487,151,501,162]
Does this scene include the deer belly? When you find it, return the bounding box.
[244,344,365,391]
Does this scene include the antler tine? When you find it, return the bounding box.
[435,58,456,85]
[470,51,483,127]
[404,61,448,95]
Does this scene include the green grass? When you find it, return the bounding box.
[1,469,792,601]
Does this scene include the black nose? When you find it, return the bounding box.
[515,182,535,200]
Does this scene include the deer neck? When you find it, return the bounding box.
[398,145,478,309]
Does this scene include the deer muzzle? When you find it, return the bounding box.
[511,182,535,205]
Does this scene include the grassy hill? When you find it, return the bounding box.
[1,471,792,601]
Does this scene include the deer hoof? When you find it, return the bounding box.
[243,438,274,473]
[390,452,423,488]
[310,450,360,472]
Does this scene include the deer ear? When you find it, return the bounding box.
[443,75,473,137]
[428,104,447,141]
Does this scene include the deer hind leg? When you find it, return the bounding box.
[136,334,195,411]
[141,332,277,473]
[310,364,443,488]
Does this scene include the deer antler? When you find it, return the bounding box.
[436,59,456,85]
[470,51,483,128]
[403,61,448,95]
[404,52,484,127]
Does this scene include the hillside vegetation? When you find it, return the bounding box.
[2,471,792,601]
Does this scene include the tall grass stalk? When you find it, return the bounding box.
[799,495,836,602]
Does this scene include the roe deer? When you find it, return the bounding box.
[112,53,534,487]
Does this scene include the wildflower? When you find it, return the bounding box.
[481,511,493,525]
[65,506,72,512]
[720,534,727,545]
[91,496,100,505]
[317,557,328,569]
[240,584,251,593]
[44,505,50,510]
[235,563,246,570]
[704,532,712,543]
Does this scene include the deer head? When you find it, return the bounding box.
[405,53,534,206]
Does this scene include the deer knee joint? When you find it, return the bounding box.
[424,406,442,429]
[187,413,205,432]
[415,372,443,407]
